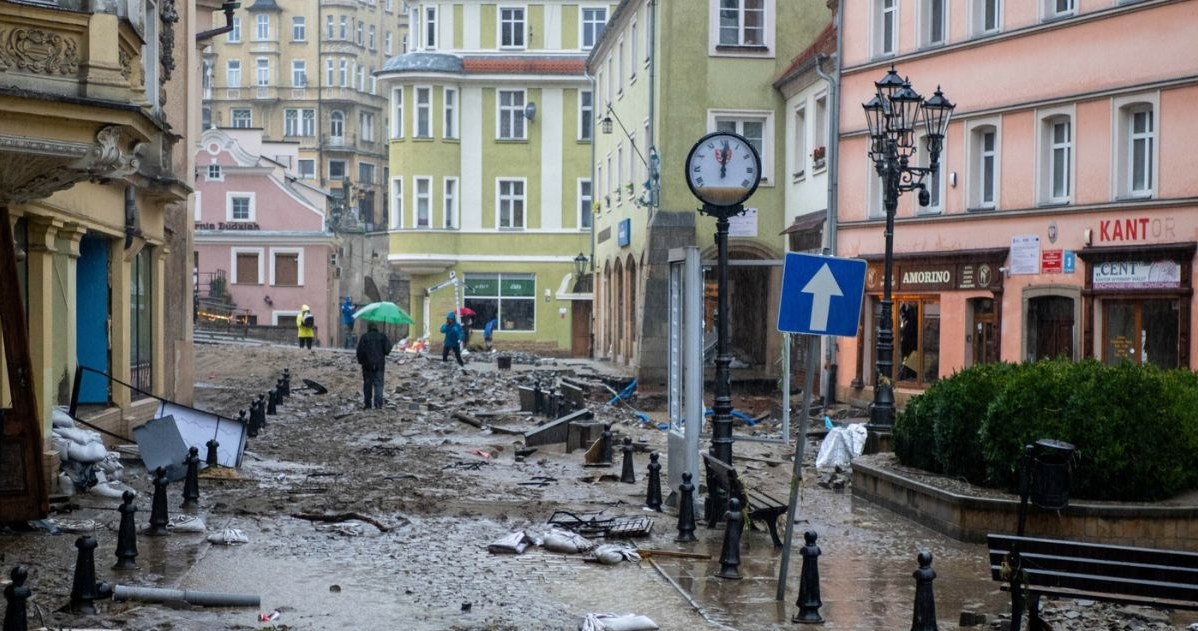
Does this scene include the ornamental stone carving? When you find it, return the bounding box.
[0,126,141,204]
[119,48,132,81]
[0,28,80,75]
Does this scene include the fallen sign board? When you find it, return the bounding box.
[132,404,247,480]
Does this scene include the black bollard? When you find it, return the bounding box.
[4,566,31,631]
[910,550,939,631]
[275,379,286,404]
[715,497,744,580]
[282,368,291,397]
[205,439,219,467]
[69,535,110,614]
[145,467,170,537]
[113,491,139,570]
[620,437,636,484]
[645,452,663,511]
[675,472,698,543]
[181,446,200,509]
[257,393,268,428]
[248,397,260,431]
[792,531,824,624]
[600,423,613,465]
[533,381,544,415]
[245,405,258,439]
[267,390,277,416]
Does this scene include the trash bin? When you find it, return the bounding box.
[1030,439,1076,510]
[497,356,512,370]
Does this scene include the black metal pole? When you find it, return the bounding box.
[711,209,734,465]
[870,151,898,430]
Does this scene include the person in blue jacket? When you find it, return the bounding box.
[483,318,499,351]
[340,296,356,348]
[440,311,465,366]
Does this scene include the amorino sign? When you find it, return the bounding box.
[867,260,1001,292]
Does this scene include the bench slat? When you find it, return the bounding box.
[987,550,1198,584]
[989,534,1198,567]
[997,584,1198,611]
[990,564,1198,602]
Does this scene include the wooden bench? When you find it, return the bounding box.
[702,452,788,547]
[987,533,1198,631]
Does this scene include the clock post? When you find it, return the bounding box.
[684,131,762,521]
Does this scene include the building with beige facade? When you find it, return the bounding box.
[833,0,1198,406]
[201,0,404,254]
[0,0,214,520]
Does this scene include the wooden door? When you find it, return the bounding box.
[571,301,591,357]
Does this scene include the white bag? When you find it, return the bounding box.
[541,528,595,554]
[815,424,868,470]
[207,529,249,545]
[579,613,659,631]
[52,407,75,428]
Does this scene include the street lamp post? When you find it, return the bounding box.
[862,66,954,430]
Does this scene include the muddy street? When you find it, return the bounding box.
[5,342,1183,630]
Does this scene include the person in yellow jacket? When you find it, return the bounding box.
[296,305,316,349]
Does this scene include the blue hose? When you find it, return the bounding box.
[704,408,757,426]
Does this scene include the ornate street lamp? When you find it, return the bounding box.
[862,66,954,430]
[573,252,589,277]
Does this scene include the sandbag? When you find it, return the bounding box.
[207,529,249,545]
[53,426,102,447]
[592,544,640,565]
[52,407,75,428]
[89,481,132,499]
[541,528,595,554]
[579,613,659,631]
[67,441,108,464]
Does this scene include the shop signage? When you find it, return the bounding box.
[728,208,758,237]
[899,265,954,291]
[867,261,1000,292]
[1092,260,1181,289]
[1041,250,1063,274]
[1097,216,1177,243]
[195,222,260,231]
[1063,251,1076,274]
[1010,235,1041,275]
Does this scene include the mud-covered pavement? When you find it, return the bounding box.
[4,342,1195,630]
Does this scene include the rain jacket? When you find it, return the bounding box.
[440,314,464,348]
[356,328,392,370]
[483,319,499,339]
[296,305,316,339]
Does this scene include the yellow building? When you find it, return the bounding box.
[0,0,215,520]
[202,0,405,232]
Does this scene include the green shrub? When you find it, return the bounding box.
[895,359,1198,502]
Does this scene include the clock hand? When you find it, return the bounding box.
[717,140,731,178]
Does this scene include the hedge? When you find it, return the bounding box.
[893,359,1198,502]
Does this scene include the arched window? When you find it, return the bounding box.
[330,110,345,140]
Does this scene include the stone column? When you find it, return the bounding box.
[25,217,61,434]
[61,224,87,399]
[109,238,131,409]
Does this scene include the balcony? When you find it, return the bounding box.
[255,85,277,100]
[249,40,280,55]
[290,87,309,99]
[226,87,242,99]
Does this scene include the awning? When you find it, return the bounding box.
[780,210,826,235]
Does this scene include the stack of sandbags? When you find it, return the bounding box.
[50,407,135,498]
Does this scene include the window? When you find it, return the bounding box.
[882,299,940,386]
[392,87,404,138]
[813,94,828,170]
[330,110,345,139]
[298,159,315,179]
[424,6,437,49]
[255,14,269,41]
[579,90,593,141]
[359,162,376,187]
[329,159,347,182]
[371,73,377,95]
[292,16,306,41]
[272,251,300,286]
[228,16,241,42]
[255,57,269,86]
[415,87,432,137]
[498,90,526,140]
[385,31,393,55]
[922,0,946,47]
[604,155,612,204]
[130,247,153,396]
[1117,102,1155,198]
[338,58,348,87]
[1040,113,1073,204]
[356,20,364,44]
[325,58,334,85]
[207,164,222,181]
[369,25,376,50]
[875,0,897,56]
[598,162,605,207]
[284,109,304,136]
[226,59,241,87]
[1103,299,1180,368]
[499,7,525,48]
[712,113,771,183]
[361,112,376,142]
[628,132,638,188]
[616,144,623,196]
[917,133,945,213]
[631,21,638,77]
[582,7,607,49]
[970,124,998,209]
[497,179,525,229]
[718,0,765,47]
[356,65,365,91]
[606,58,613,104]
[386,0,393,10]
[291,60,307,86]
[227,192,255,221]
[326,15,334,39]
[464,273,536,332]
[617,38,624,94]
[443,88,458,139]
[1044,0,1075,20]
[390,177,403,228]
[792,104,807,178]
[973,0,1001,34]
[579,179,592,230]
[414,177,432,227]
[339,15,348,40]
[444,177,458,228]
[234,251,260,285]
[231,108,251,128]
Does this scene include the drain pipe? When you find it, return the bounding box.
[196,1,240,42]
[814,8,842,405]
[114,585,260,607]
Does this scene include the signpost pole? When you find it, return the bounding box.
[776,334,820,601]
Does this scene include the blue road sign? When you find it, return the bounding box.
[777,252,867,337]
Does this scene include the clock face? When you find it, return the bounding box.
[685,131,762,207]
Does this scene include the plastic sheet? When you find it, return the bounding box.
[814,424,868,470]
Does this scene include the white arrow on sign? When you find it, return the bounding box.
[801,263,843,332]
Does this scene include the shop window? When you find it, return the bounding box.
[464,273,535,332]
[1027,295,1074,361]
[877,297,939,386]
[1103,299,1179,368]
[968,298,999,366]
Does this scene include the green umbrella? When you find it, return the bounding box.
[352,301,414,325]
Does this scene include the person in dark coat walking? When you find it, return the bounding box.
[356,323,392,409]
[440,311,465,367]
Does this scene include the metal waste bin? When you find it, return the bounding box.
[1029,439,1076,510]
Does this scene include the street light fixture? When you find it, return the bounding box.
[573,252,589,277]
[862,66,955,430]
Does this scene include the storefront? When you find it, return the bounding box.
[855,248,1007,395]
[1079,243,1194,369]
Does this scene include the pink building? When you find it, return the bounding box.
[834,0,1198,405]
[194,128,340,346]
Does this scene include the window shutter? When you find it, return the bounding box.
[236,253,259,284]
[275,253,299,286]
